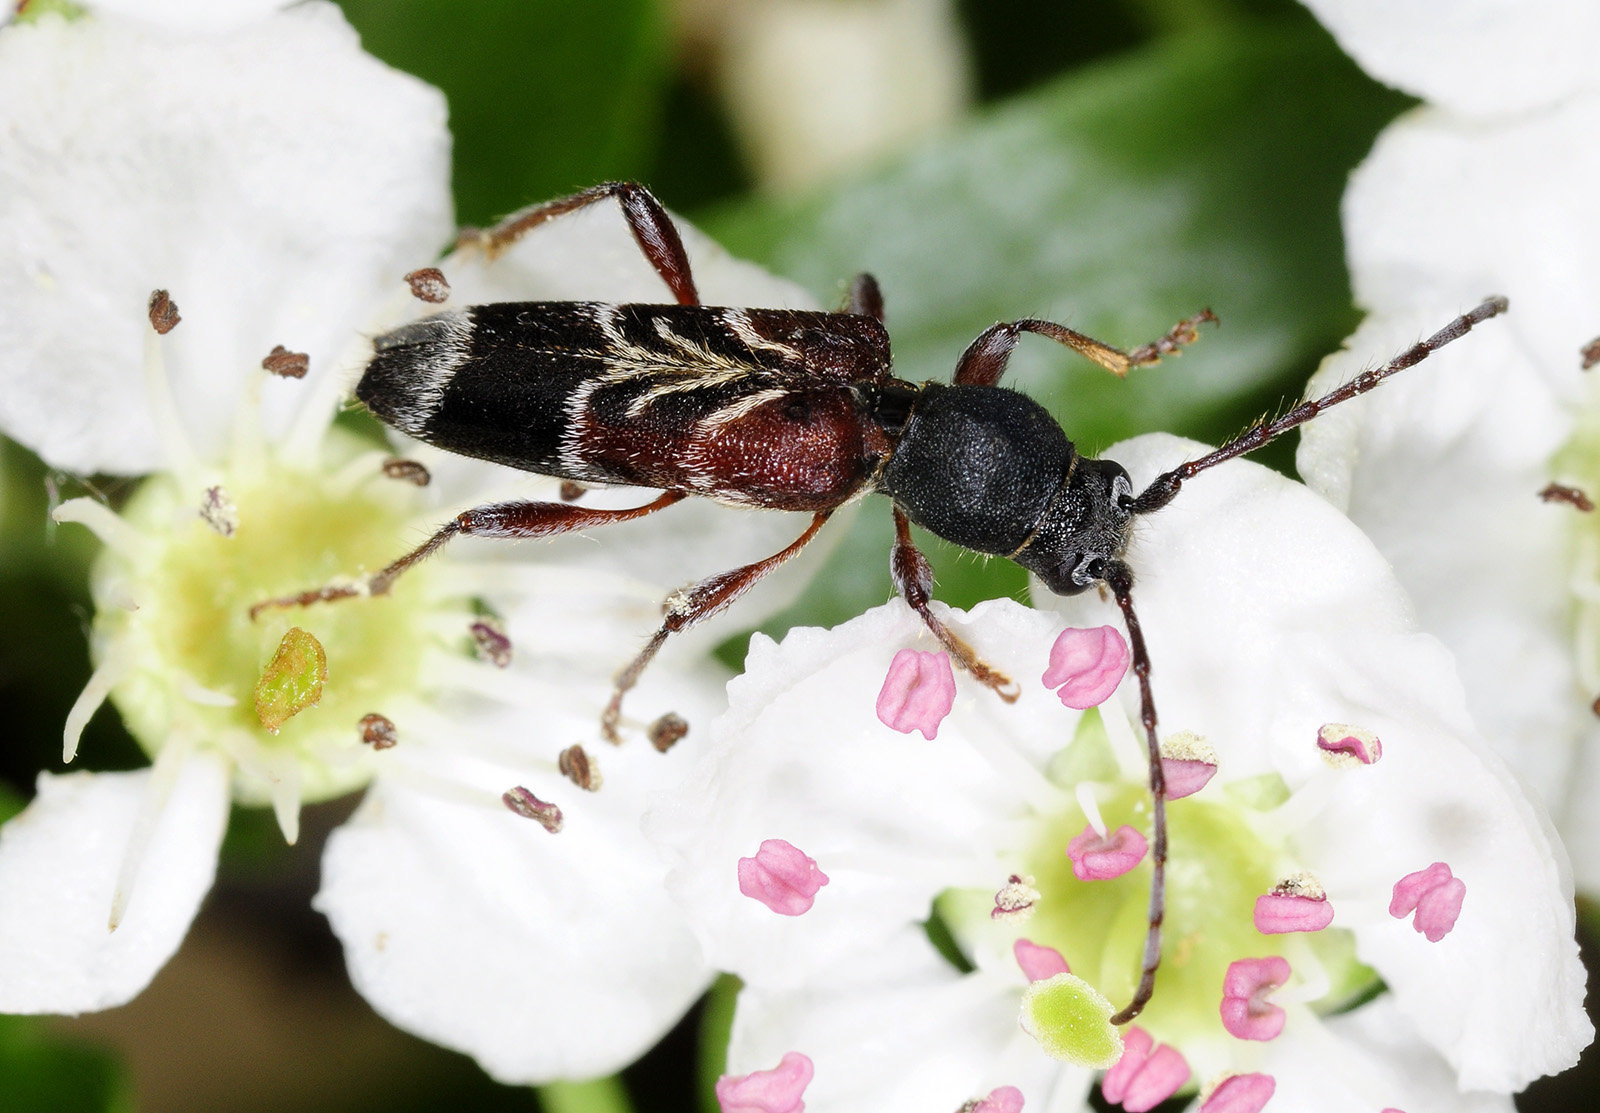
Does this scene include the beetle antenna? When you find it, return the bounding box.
[1129,296,1509,515]
[1099,558,1166,1026]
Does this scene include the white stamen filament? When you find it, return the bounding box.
[375,760,535,814]
[1097,699,1158,784]
[282,314,391,463]
[108,735,193,932]
[269,756,303,845]
[63,652,131,763]
[227,366,269,478]
[177,674,237,707]
[326,449,392,498]
[1076,781,1109,838]
[425,560,665,607]
[142,325,200,487]
[1262,768,1339,836]
[423,650,603,715]
[1275,936,1332,1005]
[52,497,147,559]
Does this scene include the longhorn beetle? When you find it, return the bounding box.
[258,181,1507,1024]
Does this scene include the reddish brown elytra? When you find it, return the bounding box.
[257,180,1507,1024]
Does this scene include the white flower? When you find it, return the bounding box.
[0,3,826,1083]
[1292,2,1600,891]
[649,436,1589,1111]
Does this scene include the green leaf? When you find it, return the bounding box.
[337,0,671,227]
[705,24,1408,630]
[0,1016,133,1113]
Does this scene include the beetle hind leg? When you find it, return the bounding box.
[890,509,1020,702]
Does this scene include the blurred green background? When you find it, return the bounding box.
[1,0,1593,1110]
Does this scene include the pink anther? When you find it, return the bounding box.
[1013,938,1070,982]
[1200,1073,1275,1113]
[1317,723,1383,766]
[1220,956,1291,1041]
[876,648,957,739]
[715,1051,814,1113]
[1253,875,1334,934]
[737,839,830,916]
[970,1086,1025,1113]
[1168,758,1220,799]
[1389,862,1466,942]
[1101,1026,1190,1112]
[1043,626,1129,709]
[1067,824,1148,881]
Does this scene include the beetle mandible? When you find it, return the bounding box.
[259,181,1507,1024]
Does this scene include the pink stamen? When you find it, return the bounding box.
[1042,625,1129,709]
[1101,1026,1191,1112]
[1013,938,1070,982]
[1317,722,1383,766]
[968,1086,1025,1113]
[1159,730,1217,799]
[1389,862,1466,942]
[715,1051,814,1113]
[1253,874,1333,934]
[738,839,830,916]
[876,649,957,739]
[1220,956,1291,1041]
[1200,1073,1275,1113]
[1067,824,1148,881]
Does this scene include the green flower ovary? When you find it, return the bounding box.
[96,433,445,804]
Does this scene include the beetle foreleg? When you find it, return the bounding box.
[600,511,833,743]
[890,509,1020,702]
[460,181,700,307]
[953,310,1216,387]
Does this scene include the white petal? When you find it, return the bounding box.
[650,600,1081,991]
[317,664,728,1083]
[1046,435,1591,1090]
[1299,0,1600,116]
[1297,308,1580,806]
[80,0,291,33]
[1261,995,1512,1113]
[0,3,452,474]
[0,751,229,1013]
[1340,97,1600,393]
[729,928,1090,1113]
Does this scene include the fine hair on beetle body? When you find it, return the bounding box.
[254,180,1509,1025]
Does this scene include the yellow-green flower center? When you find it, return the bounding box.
[938,709,1378,1063]
[92,429,455,806]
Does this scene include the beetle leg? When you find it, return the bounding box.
[601,511,834,743]
[890,509,1020,702]
[952,310,1216,386]
[846,273,885,321]
[249,491,687,618]
[462,181,700,306]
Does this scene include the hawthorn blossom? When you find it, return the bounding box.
[1292,0,1600,890]
[649,436,1590,1112]
[0,3,823,1082]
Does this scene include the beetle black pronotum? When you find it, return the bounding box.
[257,181,1507,1024]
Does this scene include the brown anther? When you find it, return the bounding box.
[558,744,603,791]
[559,481,586,502]
[261,344,310,379]
[647,712,689,753]
[1539,482,1594,512]
[469,617,513,668]
[991,873,1041,922]
[381,458,432,486]
[199,485,238,537]
[147,289,180,334]
[358,712,398,750]
[503,786,563,833]
[1591,694,1600,719]
[404,267,451,304]
[1582,335,1600,371]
